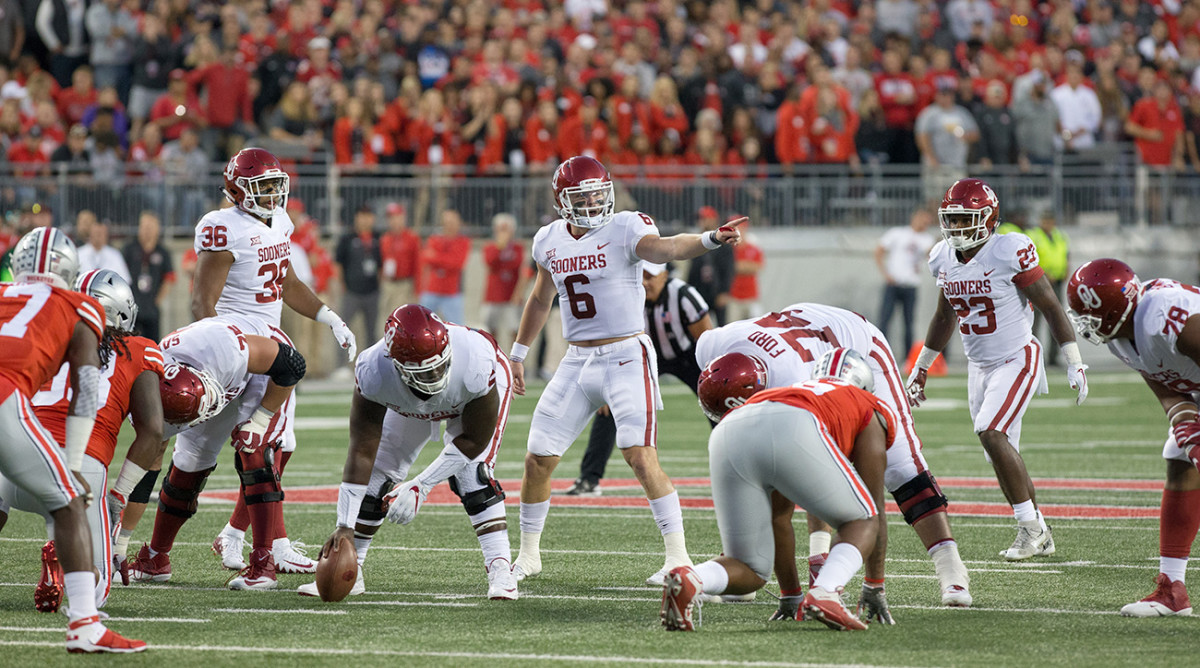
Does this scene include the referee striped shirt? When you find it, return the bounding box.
[645,278,709,365]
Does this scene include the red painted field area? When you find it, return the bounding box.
[201,476,1164,519]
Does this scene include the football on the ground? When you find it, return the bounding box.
[315,537,357,602]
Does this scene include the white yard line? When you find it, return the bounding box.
[210,608,347,615]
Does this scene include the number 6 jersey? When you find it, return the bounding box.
[929,232,1044,366]
[194,206,294,327]
[532,211,660,342]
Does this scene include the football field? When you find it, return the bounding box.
[0,369,1195,667]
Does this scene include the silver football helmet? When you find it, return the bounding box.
[10,227,79,289]
[812,347,875,393]
[75,269,138,331]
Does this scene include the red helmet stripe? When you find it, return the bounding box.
[35,229,52,274]
[827,348,846,378]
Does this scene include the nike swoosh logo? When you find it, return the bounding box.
[983,269,995,276]
[619,360,635,366]
[598,242,610,250]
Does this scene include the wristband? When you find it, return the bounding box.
[914,346,939,371]
[510,343,529,363]
[316,305,340,327]
[863,577,885,588]
[1062,341,1084,367]
[701,230,721,250]
[336,482,367,528]
[780,586,804,597]
[112,459,149,498]
[249,406,275,428]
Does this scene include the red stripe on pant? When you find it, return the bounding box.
[819,425,876,516]
[990,340,1041,433]
[16,395,76,498]
[639,339,657,447]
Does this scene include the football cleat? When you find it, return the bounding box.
[228,547,278,590]
[273,540,317,574]
[511,554,541,582]
[1001,523,1055,561]
[298,567,365,597]
[36,540,64,613]
[1120,574,1193,617]
[647,558,693,587]
[129,544,171,583]
[660,566,703,631]
[111,554,130,586]
[802,587,868,631]
[486,558,519,600]
[808,552,828,588]
[941,584,973,607]
[213,533,246,571]
[65,615,146,654]
[561,478,601,497]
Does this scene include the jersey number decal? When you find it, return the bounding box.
[257,260,290,304]
[199,225,229,249]
[1164,306,1190,337]
[751,311,841,362]
[563,274,597,319]
[0,284,51,338]
[948,296,997,335]
[1016,245,1037,272]
[32,362,116,409]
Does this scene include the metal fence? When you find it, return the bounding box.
[7,145,1198,238]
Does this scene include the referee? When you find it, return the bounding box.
[562,262,714,496]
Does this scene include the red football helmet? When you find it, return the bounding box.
[1066,258,1142,344]
[697,353,769,423]
[385,304,452,394]
[223,147,289,219]
[160,363,226,426]
[938,178,1000,251]
[552,156,615,229]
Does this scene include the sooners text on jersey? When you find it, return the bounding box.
[0,283,104,401]
[194,206,295,327]
[1108,279,1200,394]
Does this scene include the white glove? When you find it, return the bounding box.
[383,479,431,525]
[232,407,274,454]
[318,305,357,362]
[105,489,126,539]
[1067,363,1089,405]
[905,366,928,408]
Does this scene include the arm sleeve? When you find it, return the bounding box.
[141,342,165,376]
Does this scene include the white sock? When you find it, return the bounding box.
[663,531,691,566]
[478,530,511,569]
[1012,500,1037,524]
[63,571,100,622]
[1035,509,1048,531]
[648,491,684,535]
[114,529,133,558]
[1161,557,1188,583]
[929,540,969,587]
[692,560,729,595]
[809,530,832,557]
[271,537,290,553]
[518,530,542,562]
[222,524,245,540]
[813,543,864,593]
[353,534,374,565]
[519,500,550,534]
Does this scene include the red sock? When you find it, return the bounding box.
[245,490,278,551]
[1160,489,1200,558]
[271,451,293,542]
[149,467,210,554]
[229,495,250,533]
[149,511,188,555]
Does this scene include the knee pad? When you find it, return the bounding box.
[357,479,396,523]
[449,463,505,516]
[267,342,307,387]
[892,471,948,525]
[158,463,215,519]
[130,468,161,505]
[235,447,283,506]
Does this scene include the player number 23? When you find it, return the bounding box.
[948,296,997,335]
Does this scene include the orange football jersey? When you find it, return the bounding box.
[0,283,105,400]
[744,379,897,456]
[34,336,165,466]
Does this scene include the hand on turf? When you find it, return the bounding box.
[857,584,896,625]
[1067,363,1089,405]
[769,595,802,621]
[383,479,431,525]
[906,367,928,408]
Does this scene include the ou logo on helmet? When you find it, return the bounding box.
[163,364,182,380]
[723,396,747,410]
[1075,283,1103,310]
[980,183,998,206]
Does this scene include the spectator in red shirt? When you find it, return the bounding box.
[1126,79,1185,168]
[380,201,422,310]
[481,212,527,350]
[295,36,343,113]
[557,96,609,161]
[728,222,764,322]
[647,75,689,146]
[874,49,919,163]
[149,70,206,142]
[808,87,859,164]
[419,208,471,325]
[333,96,389,166]
[523,98,560,171]
[775,85,812,173]
[55,65,96,127]
[187,47,255,160]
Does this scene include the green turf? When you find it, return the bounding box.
[0,369,1194,667]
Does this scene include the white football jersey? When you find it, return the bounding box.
[194,206,295,328]
[355,324,506,422]
[159,318,253,438]
[929,232,1043,366]
[532,211,660,342]
[1108,279,1200,394]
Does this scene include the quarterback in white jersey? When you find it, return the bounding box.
[508,156,744,585]
[127,316,308,591]
[1069,260,1200,617]
[189,148,355,580]
[694,303,971,606]
[908,178,1088,562]
[312,306,517,600]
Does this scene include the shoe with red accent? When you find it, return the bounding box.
[35,540,64,613]
[802,587,868,631]
[660,566,703,631]
[272,539,317,574]
[807,552,827,589]
[129,544,171,583]
[229,547,278,590]
[65,615,147,653]
[1120,573,1193,617]
[212,533,246,570]
[111,554,130,586]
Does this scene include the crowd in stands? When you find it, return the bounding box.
[0,0,1197,186]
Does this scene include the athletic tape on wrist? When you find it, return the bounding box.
[510,342,529,363]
